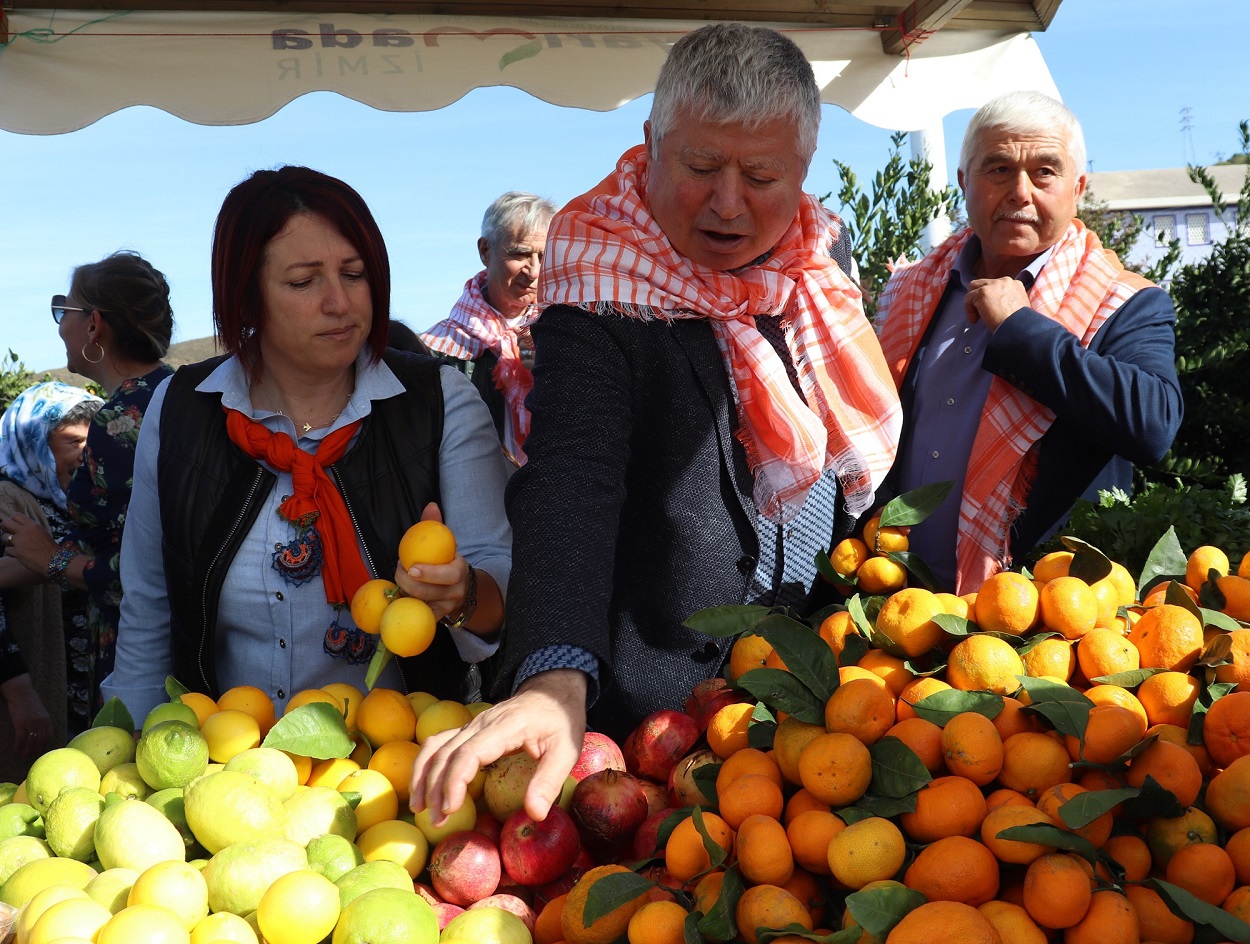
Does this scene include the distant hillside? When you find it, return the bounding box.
[41,336,220,384]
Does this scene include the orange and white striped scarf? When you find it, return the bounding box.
[539,144,901,522]
[876,220,1153,592]
[421,272,534,464]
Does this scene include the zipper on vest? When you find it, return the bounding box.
[198,466,266,693]
[329,466,410,694]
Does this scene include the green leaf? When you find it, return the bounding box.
[1188,681,1238,744]
[1201,609,1244,633]
[261,702,353,759]
[581,870,657,927]
[1138,527,1187,597]
[932,613,976,637]
[164,677,191,700]
[692,765,721,808]
[869,737,932,798]
[1062,536,1113,584]
[363,641,392,691]
[885,551,942,592]
[736,669,824,726]
[1057,787,1140,828]
[845,883,927,941]
[1165,581,1204,623]
[1148,878,1250,942]
[1120,774,1185,820]
[835,806,877,825]
[845,594,878,644]
[1090,668,1169,687]
[755,613,839,702]
[1199,631,1234,667]
[340,791,362,809]
[650,809,692,859]
[907,689,1004,726]
[683,909,704,944]
[1016,676,1093,740]
[91,697,134,733]
[814,548,843,583]
[692,807,730,871]
[697,867,744,943]
[996,823,1098,865]
[839,633,871,668]
[854,793,918,816]
[1199,573,1228,610]
[759,928,863,944]
[683,605,772,638]
[879,482,954,527]
[747,708,778,751]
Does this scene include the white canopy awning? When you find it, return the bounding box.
[0,9,1058,135]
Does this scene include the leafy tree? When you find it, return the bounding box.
[1077,189,1180,285]
[0,350,48,413]
[824,131,963,318]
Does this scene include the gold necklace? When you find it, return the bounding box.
[270,393,351,433]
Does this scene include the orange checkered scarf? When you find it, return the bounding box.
[876,220,1152,592]
[539,144,902,522]
[421,272,534,464]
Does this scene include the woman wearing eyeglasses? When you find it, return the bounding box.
[0,251,173,731]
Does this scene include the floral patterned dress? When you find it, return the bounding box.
[63,364,173,712]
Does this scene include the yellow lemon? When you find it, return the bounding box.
[128,860,209,930]
[354,819,429,879]
[336,769,398,833]
[200,709,261,764]
[414,700,473,745]
[256,869,341,944]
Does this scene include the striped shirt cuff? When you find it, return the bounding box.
[514,644,601,707]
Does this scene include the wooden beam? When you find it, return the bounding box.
[881,0,973,55]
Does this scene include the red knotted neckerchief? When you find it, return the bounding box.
[224,408,370,605]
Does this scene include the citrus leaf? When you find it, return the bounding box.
[869,737,932,798]
[262,702,353,759]
[581,870,657,927]
[846,594,878,645]
[1058,786,1140,828]
[164,677,191,699]
[1148,878,1250,941]
[683,909,703,944]
[1166,581,1204,622]
[1198,574,1227,610]
[1188,681,1238,744]
[761,927,863,944]
[736,669,824,726]
[1198,630,1235,664]
[697,866,743,942]
[363,641,392,690]
[854,793,917,817]
[814,549,847,584]
[845,883,926,940]
[747,711,777,752]
[654,809,693,856]
[878,482,954,527]
[885,551,942,592]
[692,765,721,808]
[835,806,877,825]
[1120,773,1185,820]
[683,605,772,638]
[91,697,134,733]
[692,807,729,870]
[839,633,871,669]
[907,689,1004,726]
[996,823,1098,865]
[1062,537,1113,584]
[932,613,976,637]
[1016,676,1092,740]
[1015,631,1062,655]
[1138,527,1187,597]
[755,613,839,702]
[1090,668,1169,687]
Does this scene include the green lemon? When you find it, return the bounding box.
[305,834,364,883]
[145,788,203,857]
[201,836,306,915]
[0,782,19,805]
[135,720,210,791]
[283,785,357,846]
[45,787,106,861]
[0,834,53,885]
[332,860,413,910]
[441,908,532,944]
[0,855,97,908]
[93,797,185,872]
[68,726,137,777]
[224,748,299,802]
[141,701,201,735]
[184,770,286,855]
[0,802,45,841]
[98,762,150,801]
[84,866,139,914]
[25,749,102,817]
[330,886,437,944]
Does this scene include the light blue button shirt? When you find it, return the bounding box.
[897,237,1052,589]
[103,353,512,722]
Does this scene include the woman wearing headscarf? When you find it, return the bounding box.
[0,381,102,773]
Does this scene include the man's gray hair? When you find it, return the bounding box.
[959,90,1087,180]
[649,23,821,164]
[481,191,557,247]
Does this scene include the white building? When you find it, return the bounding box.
[1085,164,1247,274]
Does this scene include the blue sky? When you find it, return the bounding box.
[2,0,1247,371]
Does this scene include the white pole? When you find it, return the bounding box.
[910,125,952,251]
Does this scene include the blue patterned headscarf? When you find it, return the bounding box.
[0,381,103,509]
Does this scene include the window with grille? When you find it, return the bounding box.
[1153,215,1176,247]
[1186,212,1210,245]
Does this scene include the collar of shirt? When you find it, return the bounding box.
[195,351,405,442]
[953,234,1056,292]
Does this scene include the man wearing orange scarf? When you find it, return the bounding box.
[412,23,902,823]
[421,192,556,466]
[876,91,1183,593]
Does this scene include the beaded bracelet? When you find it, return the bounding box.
[443,564,478,629]
[45,547,77,590]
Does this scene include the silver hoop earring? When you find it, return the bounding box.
[81,339,105,364]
